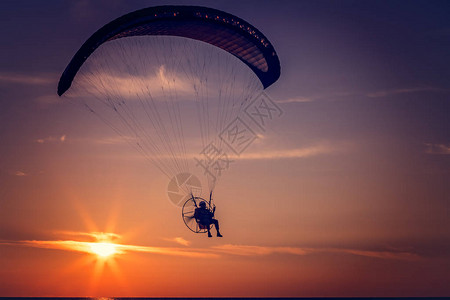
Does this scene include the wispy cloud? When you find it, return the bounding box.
[0,231,420,261]
[212,244,420,261]
[36,135,66,144]
[118,244,216,258]
[276,97,314,103]
[0,231,214,259]
[55,134,346,162]
[240,143,348,160]
[367,86,448,98]
[282,86,448,104]
[276,92,357,103]
[95,136,128,145]
[163,237,191,246]
[53,231,121,242]
[0,238,215,259]
[0,72,55,86]
[14,171,27,176]
[332,248,420,260]
[424,143,450,155]
[49,135,128,146]
[213,244,308,256]
[72,65,196,100]
[0,240,113,254]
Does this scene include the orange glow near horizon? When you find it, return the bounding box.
[55,208,126,294]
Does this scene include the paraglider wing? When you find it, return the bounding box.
[57,5,280,96]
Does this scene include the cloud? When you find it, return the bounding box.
[72,64,196,101]
[53,231,121,242]
[282,86,449,104]
[0,72,55,86]
[14,171,27,176]
[117,244,216,258]
[49,135,128,146]
[58,135,346,163]
[212,244,308,256]
[36,135,66,144]
[164,237,191,246]
[66,35,260,103]
[212,244,420,261]
[240,144,345,160]
[333,248,420,260]
[278,91,361,103]
[95,136,127,145]
[0,231,215,259]
[276,97,314,103]
[424,143,450,155]
[0,233,420,261]
[367,86,448,98]
[1,240,111,254]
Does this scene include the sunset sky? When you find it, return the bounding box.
[1,0,449,297]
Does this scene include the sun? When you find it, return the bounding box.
[89,242,118,258]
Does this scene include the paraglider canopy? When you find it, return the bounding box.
[58,5,280,96]
[57,5,281,206]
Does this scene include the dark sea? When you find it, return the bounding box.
[1,297,449,300]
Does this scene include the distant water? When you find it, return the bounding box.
[1,297,449,300]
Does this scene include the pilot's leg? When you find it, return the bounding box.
[206,222,212,237]
[211,219,222,237]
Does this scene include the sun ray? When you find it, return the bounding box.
[105,201,120,235]
[106,256,127,289]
